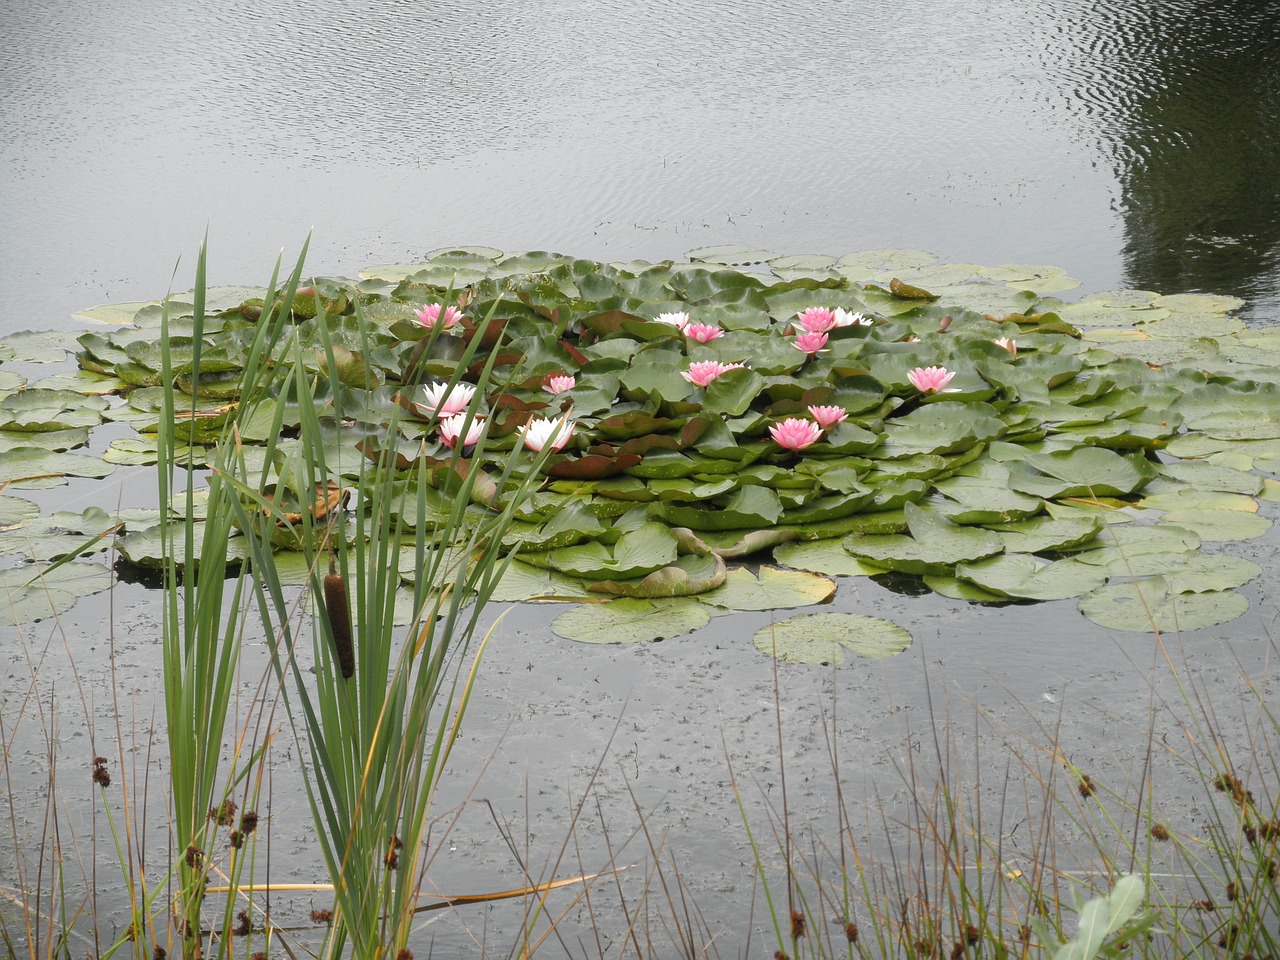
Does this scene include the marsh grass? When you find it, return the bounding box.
[718,628,1278,960]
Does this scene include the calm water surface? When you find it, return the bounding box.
[2,1,1279,955]
[3,0,1277,331]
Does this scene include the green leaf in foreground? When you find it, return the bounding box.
[0,448,115,488]
[754,613,912,664]
[844,503,1004,576]
[1078,578,1249,633]
[0,562,112,625]
[552,597,712,644]
[699,565,836,611]
[772,538,888,577]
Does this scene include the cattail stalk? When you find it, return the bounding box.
[324,554,354,679]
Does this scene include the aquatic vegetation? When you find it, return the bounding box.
[520,414,575,453]
[907,364,958,393]
[0,245,1274,660]
[769,417,823,451]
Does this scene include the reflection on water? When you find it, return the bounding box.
[1049,0,1280,311]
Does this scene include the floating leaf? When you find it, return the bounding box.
[1008,447,1157,498]
[589,552,726,597]
[0,495,40,529]
[685,245,776,266]
[754,613,912,664]
[551,597,712,644]
[699,565,836,611]
[0,448,114,488]
[955,554,1108,601]
[488,559,592,602]
[1159,554,1263,593]
[773,539,888,577]
[989,515,1103,553]
[844,503,1004,576]
[0,389,109,432]
[0,562,112,626]
[536,522,679,580]
[1079,578,1249,633]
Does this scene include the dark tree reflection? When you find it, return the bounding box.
[1056,1,1280,311]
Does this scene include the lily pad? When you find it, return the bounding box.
[551,597,712,644]
[686,245,776,266]
[0,562,113,626]
[0,448,114,488]
[488,559,593,602]
[844,503,1004,576]
[955,554,1108,601]
[699,565,836,611]
[1079,578,1249,633]
[772,538,888,577]
[754,613,912,664]
[536,522,679,580]
[0,389,109,432]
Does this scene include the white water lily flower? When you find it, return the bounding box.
[417,381,476,417]
[653,311,691,329]
[520,416,576,453]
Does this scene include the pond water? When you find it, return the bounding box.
[3,0,1279,956]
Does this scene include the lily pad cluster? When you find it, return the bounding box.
[1,247,1273,655]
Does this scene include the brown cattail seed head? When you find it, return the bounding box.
[324,572,355,679]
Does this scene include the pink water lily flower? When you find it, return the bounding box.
[439,413,484,449]
[908,365,958,394]
[807,405,848,430]
[682,360,745,387]
[792,330,829,354]
[994,337,1017,357]
[417,381,476,417]
[795,307,837,333]
[542,374,576,395]
[414,302,464,331]
[653,311,691,330]
[834,307,873,327]
[684,322,724,344]
[520,415,576,453]
[769,417,823,451]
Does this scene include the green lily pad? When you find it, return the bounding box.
[1079,579,1249,633]
[116,523,250,570]
[1070,524,1202,577]
[0,389,109,432]
[922,574,1008,603]
[103,438,208,466]
[0,506,123,562]
[754,613,912,664]
[699,565,836,611]
[0,427,90,454]
[551,597,712,644]
[0,562,113,626]
[0,495,40,529]
[488,559,592,602]
[686,245,776,266]
[0,448,115,488]
[844,503,1004,576]
[1159,554,1262,593]
[1008,447,1157,498]
[989,515,1103,553]
[1156,460,1263,495]
[536,522,679,580]
[588,552,726,597]
[955,554,1108,601]
[772,539,888,577]
[1158,508,1271,541]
